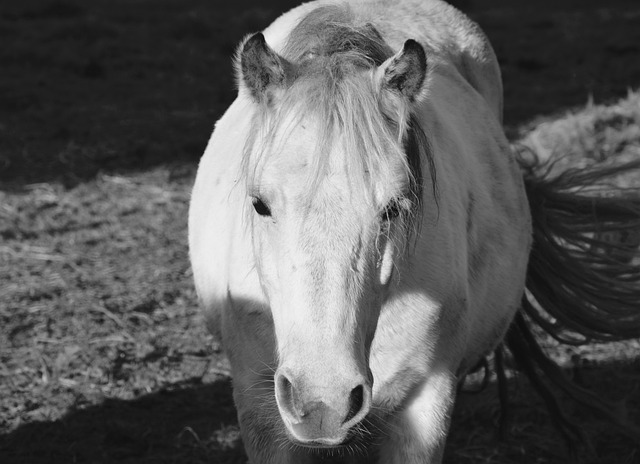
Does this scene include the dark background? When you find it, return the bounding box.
[1,0,639,187]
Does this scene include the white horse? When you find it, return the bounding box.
[189,1,640,462]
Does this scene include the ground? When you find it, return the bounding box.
[1,1,640,463]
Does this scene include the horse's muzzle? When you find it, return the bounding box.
[274,368,372,445]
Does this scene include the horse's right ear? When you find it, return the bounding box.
[237,33,292,103]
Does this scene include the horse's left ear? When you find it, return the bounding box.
[377,39,427,101]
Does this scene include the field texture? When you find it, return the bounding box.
[1,1,640,463]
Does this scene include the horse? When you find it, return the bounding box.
[188,1,640,462]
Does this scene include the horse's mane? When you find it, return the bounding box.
[282,4,390,66]
[242,4,436,228]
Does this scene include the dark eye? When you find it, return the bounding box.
[252,197,272,217]
[382,200,401,221]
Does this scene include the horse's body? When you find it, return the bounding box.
[189,1,640,462]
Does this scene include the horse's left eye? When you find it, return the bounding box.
[252,197,272,217]
[382,201,401,221]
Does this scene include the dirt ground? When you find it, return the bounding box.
[1,1,640,463]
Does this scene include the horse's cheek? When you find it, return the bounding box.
[251,229,272,281]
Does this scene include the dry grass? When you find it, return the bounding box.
[521,91,640,171]
[1,1,640,463]
[0,167,247,463]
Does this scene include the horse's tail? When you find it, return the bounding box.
[500,155,640,452]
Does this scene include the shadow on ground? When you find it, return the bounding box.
[0,377,244,464]
[1,0,640,186]
[2,360,639,464]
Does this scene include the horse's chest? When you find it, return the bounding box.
[368,314,437,409]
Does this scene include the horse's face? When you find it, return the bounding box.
[248,114,409,446]
[239,33,427,447]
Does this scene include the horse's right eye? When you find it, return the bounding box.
[382,200,401,221]
[252,197,272,217]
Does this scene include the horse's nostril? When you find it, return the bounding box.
[277,373,292,394]
[344,384,365,424]
[275,371,299,419]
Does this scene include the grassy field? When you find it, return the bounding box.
[1,1,640,463]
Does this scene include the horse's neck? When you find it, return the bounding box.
[409,62,530,362]
[189,97,266,313]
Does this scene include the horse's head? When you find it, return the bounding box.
[237,30,428,447]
